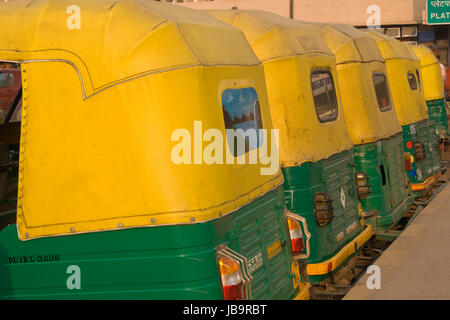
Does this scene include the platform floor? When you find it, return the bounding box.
[344,182,450,300]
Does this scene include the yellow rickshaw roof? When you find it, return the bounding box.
[299,22,402,143]
[206,10,333,61]
[412,44,441,68]
[365,31,417,61]
[366,32,428,124]
[0,0,260,98]
[207,10,353,166]
[2,1,284,240]
[410,44,445,101]
[303,23,384,64]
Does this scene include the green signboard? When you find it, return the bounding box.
[427,0,450,25]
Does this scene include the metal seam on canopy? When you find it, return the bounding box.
[0,58,260,100]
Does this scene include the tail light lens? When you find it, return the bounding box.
[404,152,412,171]
[218,255,244,300]
[414,142,426,161]
[287,217,305,254]
[313,192,334,227]
[355,172,371,200]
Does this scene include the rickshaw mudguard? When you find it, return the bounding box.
[426,98,449,138]
[283,149,365,283]
[0,187,300,300]
[402,120,442,189]
[353,134,414,232]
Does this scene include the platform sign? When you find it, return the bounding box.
[427,0,450,25]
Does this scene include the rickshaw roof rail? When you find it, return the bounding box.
[206,10,333,62]
[0,0,260,99]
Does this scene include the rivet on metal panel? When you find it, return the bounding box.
[70,227,75,233]
[151,218,156,224]
[118,223,123,228]
[190,217,195,222]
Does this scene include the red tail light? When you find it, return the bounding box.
[287,217,305,254]
[218,255,244,300]
[404,153,412,171]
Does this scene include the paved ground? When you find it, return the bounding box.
[344,180,450,299]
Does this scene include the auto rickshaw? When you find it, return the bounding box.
[367,32,442,195]
[206,10,374,285]
[411,45,449,142]
[0,0,305,300]
[303,23,414,234]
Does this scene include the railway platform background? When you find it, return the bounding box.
[344,159,450,299]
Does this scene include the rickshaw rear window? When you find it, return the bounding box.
[0,72,14,88]
[373,73,392,112]
[408,72,418,90]
[222,87,263,157]
[311,70,338,123]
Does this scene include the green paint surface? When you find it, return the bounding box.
[353,134,414,232]
[402,119,442,195]
[426,98,449,137]
[0,187,297,300]
[282,149,364,283]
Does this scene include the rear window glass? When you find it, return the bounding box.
[311,70,338,123]
[0,72,14,88]
[222,87,263,157]
[373,73,392,112]
[408,72,418,90]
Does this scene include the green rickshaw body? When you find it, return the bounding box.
[206,10,373,284]
[0,1,301,300]
[402,121,442,194]
[283,150,365,283]
[411,45,449,138]
[1,187,298,300]
[306,23,414,233]
[426,98,449,137]
[354,135,412,232]
[367,32,442,196]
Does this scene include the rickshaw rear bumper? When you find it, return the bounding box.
[305,225,374,276]
[411,172,442,192]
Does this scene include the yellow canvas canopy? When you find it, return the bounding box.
[207,10,353,168]
[0,0,282,240]
[301,23,402,145]
[367,31,428,126]
[411,45,445,101]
